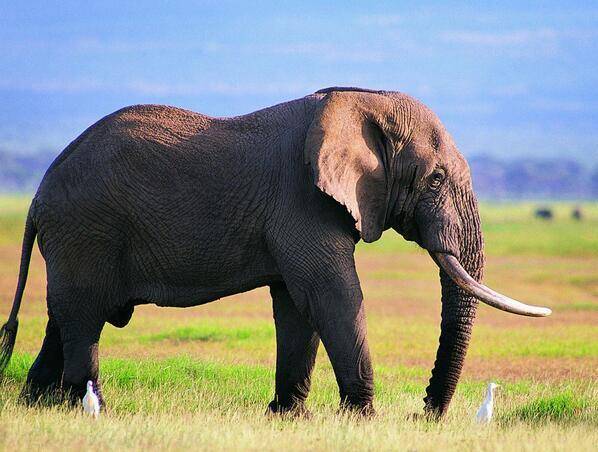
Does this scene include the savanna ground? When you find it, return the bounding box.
[0,195,596,450]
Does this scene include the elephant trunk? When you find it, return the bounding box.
[422,188,552,418]
[423,188,484,418]
[423,268,480,418]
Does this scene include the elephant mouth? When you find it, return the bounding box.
[391,213,421,244]
[431,252,552,317]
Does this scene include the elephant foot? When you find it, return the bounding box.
[266,400,312,419]
[19,383,63,407]
[338,400,376,418]
[407,412,432,422]
[421,401,445,421]
[61,386,86,407]
[407,408,443,422]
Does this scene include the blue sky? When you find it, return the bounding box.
[1,1,597,164]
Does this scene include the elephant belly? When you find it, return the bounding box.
[129,273,281,308]
[126,241,281,308]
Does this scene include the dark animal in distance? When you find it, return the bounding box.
[535,208,553,220]
[0,87,552,419]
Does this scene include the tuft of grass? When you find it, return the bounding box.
[504,391,593,424]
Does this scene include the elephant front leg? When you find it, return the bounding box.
[272,230,374,414]
[312,288,375,415]
[268,282,320,417]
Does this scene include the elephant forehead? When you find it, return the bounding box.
[444,147,471,174]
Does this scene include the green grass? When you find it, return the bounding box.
[1,353,596,450]
[505,391,593,424]
[143,323,274,344]
[3,352,596,418]
[468,325,598,358]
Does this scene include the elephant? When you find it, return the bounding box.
[0,86,551,418]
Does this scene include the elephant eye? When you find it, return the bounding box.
[429,170,445,189]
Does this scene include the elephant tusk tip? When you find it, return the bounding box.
[525,305,552,317]
[432,252,554,318]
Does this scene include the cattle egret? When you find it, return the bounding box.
[82,380,100,419]
[476,382,499,424]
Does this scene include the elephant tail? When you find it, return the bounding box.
[0,205,37,377]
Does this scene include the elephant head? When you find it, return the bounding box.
[305,88,551,418]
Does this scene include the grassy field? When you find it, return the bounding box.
[0,196,596,450]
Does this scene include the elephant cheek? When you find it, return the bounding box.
[413,199,462,258]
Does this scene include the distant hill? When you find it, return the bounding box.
[0,149,55,192]
[469,156,598,200]
[0,148,596,199]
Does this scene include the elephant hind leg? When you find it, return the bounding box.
[49,287,108,408]
[60,319,105,407]
[21,316,64,405]
[267,281,320,417]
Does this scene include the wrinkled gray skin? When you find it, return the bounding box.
[2,87,490,418]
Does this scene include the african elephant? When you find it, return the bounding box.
[0,87,551,418]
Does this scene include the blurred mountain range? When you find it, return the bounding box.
[469,156,598,199]
[0,148,596,199]
[0,149,56,193]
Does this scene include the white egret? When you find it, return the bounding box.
[82,380,100,419]
[476,382,499,424]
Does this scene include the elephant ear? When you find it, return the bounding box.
[304,91,391,242]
